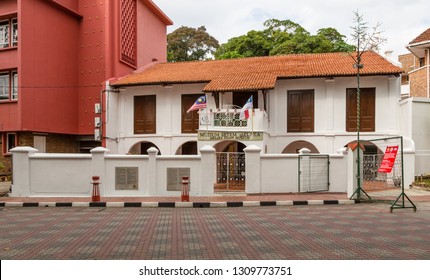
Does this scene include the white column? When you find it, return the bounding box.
[90,147,109,196]
[200,145,216,196]
[10,147,38,197]
[244,145,262,194]
[147,147,158,195]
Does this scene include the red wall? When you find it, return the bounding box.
[0,0,171,136]
[138,1,169,65]
[19,0,80,134]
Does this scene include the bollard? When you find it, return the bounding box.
[91,176,100,202]
[181,176,189,202]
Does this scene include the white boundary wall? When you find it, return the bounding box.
[10,145,417,198]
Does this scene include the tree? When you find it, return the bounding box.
[215,19,354,59]
[167,26,219,62]
[348,11,387,200]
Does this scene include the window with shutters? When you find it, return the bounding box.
[134,95,156,134]
[346,88,375,132]
[287,90,314,132]
[182,94,201,133]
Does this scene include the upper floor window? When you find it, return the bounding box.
[0,18,18,49]
[346,88,375,132]
[0,71,18,101]
[287,90,314,132]
[134,95,156,134]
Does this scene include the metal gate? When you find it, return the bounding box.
[298,154,329,192]
[215,152,245,192]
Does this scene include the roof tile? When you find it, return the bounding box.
[409,28,430,45]
[113,51,403,92]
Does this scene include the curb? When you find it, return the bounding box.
[0,199,356,208]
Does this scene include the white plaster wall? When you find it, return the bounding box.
[260,154,299,193]
[267,76,401,154]
[154,156,202,196]
[399,98,430,175]
[30,155,92,196]
[104,155,149,196]
[107,83,207,155]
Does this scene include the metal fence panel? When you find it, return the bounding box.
[299,155,329,192]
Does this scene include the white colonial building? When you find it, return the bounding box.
[107,51,406,156]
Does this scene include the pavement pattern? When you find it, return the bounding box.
[0,201,429,260]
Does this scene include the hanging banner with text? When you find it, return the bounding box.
[378,146,399,173]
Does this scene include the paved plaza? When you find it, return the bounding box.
[0,200,429,260]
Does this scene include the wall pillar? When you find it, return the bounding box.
[244,145,262,194]
[200,145,216,196]
[10,147,38,197]
[347,147,356,198]
[147,147,158,195]
[90,147,109,196]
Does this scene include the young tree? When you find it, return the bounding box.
[167,26,219,62]
[349,11,387,200]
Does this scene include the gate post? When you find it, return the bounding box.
[200,145,216,196]
[244,145,261,194]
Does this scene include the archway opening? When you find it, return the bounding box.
[176,141,198,155]
[128,141,161,155]
[282,141,319,154]
[213,140,246,153]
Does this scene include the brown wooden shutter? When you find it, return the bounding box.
[182,94,201,133]
[287,90,314,132]
[346,88,375,132]
[134,95,156,134]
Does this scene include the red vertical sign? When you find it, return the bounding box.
[378,146,399,173]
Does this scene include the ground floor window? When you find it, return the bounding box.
[1,133,17,154]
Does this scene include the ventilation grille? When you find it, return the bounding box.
[120,0,137,67]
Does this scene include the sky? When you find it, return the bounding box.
[153,0,430,60]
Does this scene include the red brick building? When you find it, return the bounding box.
[400,28,430,98]
[0,0,172,175]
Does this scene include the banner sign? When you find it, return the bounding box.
[378,146,399,173]
[198,131,263,141]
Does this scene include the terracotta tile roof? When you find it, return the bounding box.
[113,51,403,92]
[409,28,430,45]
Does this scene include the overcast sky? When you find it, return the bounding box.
[154,0,430,60]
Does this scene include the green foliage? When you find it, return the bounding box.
[167,26,220,62]
[215,19,354,59]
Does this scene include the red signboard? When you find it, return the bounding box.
[378,146,399,173]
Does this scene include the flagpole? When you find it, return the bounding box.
[251,108,254,140]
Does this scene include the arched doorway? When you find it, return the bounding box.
[128,141,161,155]
[345,140,386,190]
[282,140,319,154]
[214,140,246,153]
[175,141,198,155]
[213,141,246,192]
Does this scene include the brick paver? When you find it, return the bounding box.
[0,201,429,260]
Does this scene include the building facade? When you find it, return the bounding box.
[108,51,405,157]
[0,0,172,176]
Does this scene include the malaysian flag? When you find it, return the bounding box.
[187,95,207,113]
